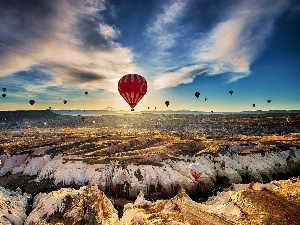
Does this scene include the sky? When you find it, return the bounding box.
[0,0,300,112]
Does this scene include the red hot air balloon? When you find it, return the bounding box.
[189,163,204,181]
[118,74,147,111]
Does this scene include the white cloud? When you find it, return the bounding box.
[152,65,206,89]
[152,0,290,89]
[193,0,289,78]
[0,0,140,94]
[99,23,119,39]
[146,0,189,50]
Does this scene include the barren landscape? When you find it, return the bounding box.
[0,110,299,224]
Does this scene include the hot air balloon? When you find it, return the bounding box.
[165,101,170,107]
[229,90,233,95]
[189,163,204,181]
[205,98,207,101]
[253,104,255,107]
[2,94,6,97]
[63,100,67,104]
[195,92,200,99]
[211,110,213,113]
[29,100,35,105]
[49,107,52,109]
[148,106,150,109]
[64,127,71,134]
[85,92,88,95]
[118,74,147,111]
[155,107,157,110]
[267,100,271,103]
[2,88,6,92]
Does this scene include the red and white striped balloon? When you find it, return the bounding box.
[118,74,147,111]
[189,163,204,181]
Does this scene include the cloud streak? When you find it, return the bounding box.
[0,0,140,94]
[152,0,291,88]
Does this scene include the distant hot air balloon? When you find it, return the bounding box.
[49,106,51,109]
[205,98,207,101]
[63,100,67,104]
[148,106,150,109]
[29,100,35,105]
[229,90,233,95]
[253,104,255,107]
[211,110,214,113]
[165,101,170,107]
[189,163,204,181]
[2,88,6,92]
[195,92,200,99]
[64,127,71,134]
[155,107,157,110]
[118,74,147,111]
[85,92,88,95]
[2,94,6,98]
[267,100,271,104]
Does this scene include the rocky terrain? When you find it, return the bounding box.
[0,111,300,224]
[1,178,299,224]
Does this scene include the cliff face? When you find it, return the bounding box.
[25,184,120,225]
[0,187,31,225]
[1,178,298,225]
[1,148,299,199]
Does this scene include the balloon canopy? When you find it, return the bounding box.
[195,92,200,99]
[29,100,35,105]
[2,88,6,92]
[267,100,271,103]
[165,101,170,107]
[63,100,67,104]
[189,163,204,181]
[205,98,207,101]
[118,74,147,111]
[85,92,88,95]
[229,90,233,95]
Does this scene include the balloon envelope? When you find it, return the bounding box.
[189,163,204,181]
[2,94,6,97]
[85,92,88,95]
[2,88,6,92]
[118,74,147,110]
[165,101,170,107]
[195,92,200,99]
[229,90,233,95]
[267,100,271,103]
[29,100,35,105]
[63,100,67,104]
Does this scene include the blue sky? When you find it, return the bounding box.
[0,0,299,112]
